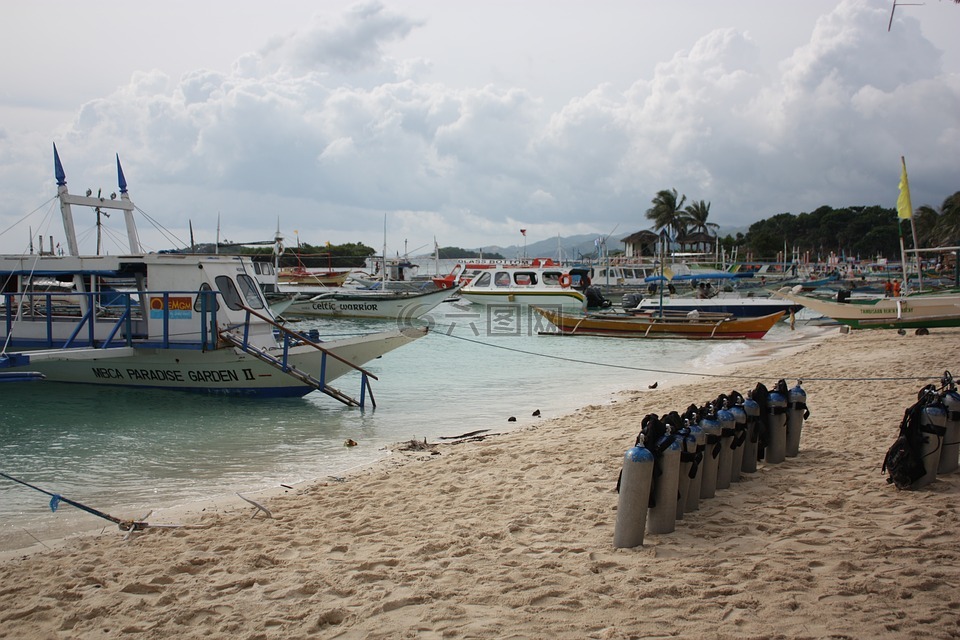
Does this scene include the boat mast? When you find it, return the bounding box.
[54,145,140,256]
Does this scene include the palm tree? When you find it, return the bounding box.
[645,188,688,239]
[684,200,718,235]
[933,192,960,245]
[913,192,960,247]
[913,205,940,248]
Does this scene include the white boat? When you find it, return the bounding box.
[459,263,587,310]
[626,292,801,319]
[772,285,960,330]
[0,146,427,405]
[283,286,455,320]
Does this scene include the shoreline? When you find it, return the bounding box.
[0,324,830,562]
[4,325,958,637]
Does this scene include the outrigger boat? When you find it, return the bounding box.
[283,285,455,320]
[772,285,960,330]
[459,262,586,310]
[533,307,785,339]
[0,146,427,405]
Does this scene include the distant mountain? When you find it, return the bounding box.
[416,226,747,261]
[480,234,605,261]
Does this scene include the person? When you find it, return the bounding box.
[893,279,902,297]
[884,280,893,297]
[697,282,708,299]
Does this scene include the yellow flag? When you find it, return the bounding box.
[897,157,912,220]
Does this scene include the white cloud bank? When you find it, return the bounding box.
[0,0,957,255]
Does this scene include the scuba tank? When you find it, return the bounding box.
[676,422,703,519]
[741,395,761,473]
[728,394,748,483]
[764,382,788,464]
[938,372,960,475]
[643,416,682,535]
[912,391,947,489]
[614,445,655,548]
[786,380,809,457]
[715,402,736,490]
[698,411,722,499]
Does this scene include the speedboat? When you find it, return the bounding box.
[459,263,586,310]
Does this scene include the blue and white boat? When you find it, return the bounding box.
[0,146,426,404]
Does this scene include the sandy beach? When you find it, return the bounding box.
[2,326,959,639]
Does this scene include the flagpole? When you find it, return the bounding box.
[897,156,913,294]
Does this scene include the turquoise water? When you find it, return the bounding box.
[0,300,805,550]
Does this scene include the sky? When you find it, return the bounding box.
[1,0,958,257]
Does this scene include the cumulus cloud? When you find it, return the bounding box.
[1,0,957,255]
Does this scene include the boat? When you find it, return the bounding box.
[459,262,586,310]
[277,265,350,287]
[624,290,801,318]
[772,285,960,330]
[0,146,427,405]
[432,260,501,290]
[282,285,456,320]
[432,258,561,290]
[532,307,785,339]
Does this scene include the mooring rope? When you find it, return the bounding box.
[429,322,940,383]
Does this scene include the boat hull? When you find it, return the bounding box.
[1,328,426,397]
[534,307,784,339]
[284,287,453,320]
[632,297,801,318]
[773,287,960,329]
[459,289,586,310]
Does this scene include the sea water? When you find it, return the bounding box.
[0,300,808,551]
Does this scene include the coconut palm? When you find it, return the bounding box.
[912,205,940,248]
[933,191,960,245]
[684,200,718,236]
[645,188,688,239]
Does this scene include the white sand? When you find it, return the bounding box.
[1,327,959,639]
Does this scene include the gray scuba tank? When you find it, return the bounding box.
[715,404,736,489]
[614,446,655,548]
[786,381,808,457]
[646,434,682,535]
[939,389,960,474]
[728,401,747,482]
[699,413,722,499]
[741,396,761,473]
[765,390,788,464]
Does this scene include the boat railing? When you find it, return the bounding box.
[1,289,222,351]
[227,304,380,407]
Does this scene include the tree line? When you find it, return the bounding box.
[645,188,960,262]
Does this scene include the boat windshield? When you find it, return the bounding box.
[215,275,246,310]
[237,274,265,309]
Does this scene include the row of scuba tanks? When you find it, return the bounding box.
[614,379,808,548]
[882,371,960,490]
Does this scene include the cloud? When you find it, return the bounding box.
[1,0,957,255]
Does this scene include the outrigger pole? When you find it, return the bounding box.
[0,471,208,534]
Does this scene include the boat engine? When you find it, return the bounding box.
[585,285,612,309]
[621,292,643,310]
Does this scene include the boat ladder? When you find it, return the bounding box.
[218,328,373,408]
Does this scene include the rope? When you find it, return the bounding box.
[430,322,940,383]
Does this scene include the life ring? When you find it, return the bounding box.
[559,274,572,288]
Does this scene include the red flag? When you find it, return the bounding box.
[520,229,527,236]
